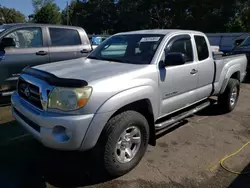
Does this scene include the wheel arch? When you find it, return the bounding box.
[220,65,241,94]
[109,99,156,146]
[80,86,158,151]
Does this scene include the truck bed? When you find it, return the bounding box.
[213,54,247,95]
[214,54,246,61]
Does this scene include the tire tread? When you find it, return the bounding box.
[95,110,149,177]
[218,78,240,113]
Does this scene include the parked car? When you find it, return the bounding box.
[231,36,250,76]
[91,35,109,49]
[11,29,247,177]
[206,32,250,54]
[0,23,92,97]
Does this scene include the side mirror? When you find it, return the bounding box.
[164,52,186,66]
[0,37,16,49]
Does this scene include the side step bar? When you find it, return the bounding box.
[155,100,211,131]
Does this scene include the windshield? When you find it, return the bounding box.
[239,36,250,47]
[88,34,164,64]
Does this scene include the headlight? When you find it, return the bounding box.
[48,86,92,111]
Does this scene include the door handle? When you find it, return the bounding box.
[36,51,48,56]
[80,49,90,53]
[190,69,198,75]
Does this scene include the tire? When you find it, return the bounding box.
[218,78,240,113]
[95,111,149,177]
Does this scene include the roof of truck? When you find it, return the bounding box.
[116,29,205,35]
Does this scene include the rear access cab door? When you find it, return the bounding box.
[0,26,49,92]
[47,27,92,62]
[193,35,214,101]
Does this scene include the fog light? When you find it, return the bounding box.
[52,126,72,142]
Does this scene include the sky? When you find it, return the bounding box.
[0,0,67,17]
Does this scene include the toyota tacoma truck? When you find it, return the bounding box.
[11,29,247,177]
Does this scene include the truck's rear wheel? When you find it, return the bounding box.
[218,78,240,113]
[96,111,149,177]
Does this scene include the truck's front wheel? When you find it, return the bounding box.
[96,111,149,177]
[218,78,240,113]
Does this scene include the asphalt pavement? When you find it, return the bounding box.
[0,82,250,188]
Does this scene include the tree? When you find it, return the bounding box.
[33,3,61,24]
[0,6,26,23]
[61,1,78,25]
[62,0,250,34]
[28,14,35,23]
[32,0,55,12]
[227,0,250,32]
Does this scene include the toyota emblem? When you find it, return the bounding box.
[24,86,30,97]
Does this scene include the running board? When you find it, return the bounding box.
[155,100,211,131]
[0,91,14,97]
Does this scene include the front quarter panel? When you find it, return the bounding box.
[77,65,159,114]
[97,85,159,118]
[80,85,159,151]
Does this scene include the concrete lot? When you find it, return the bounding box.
[0,82,250,188]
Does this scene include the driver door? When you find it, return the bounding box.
[0,26,49,91]
[159,34,198,116]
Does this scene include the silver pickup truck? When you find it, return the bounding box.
[11,29,247,177]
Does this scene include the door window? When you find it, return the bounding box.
[194,36,209,61]
[49,28,81,46]
[4,27,43,48]
[166,36,193,63]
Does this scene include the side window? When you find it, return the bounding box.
[166,36,193,62]
[194,36,209,61]
[4,27,43,48]
[49,28,81,46]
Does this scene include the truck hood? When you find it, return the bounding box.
[34,57,148,83]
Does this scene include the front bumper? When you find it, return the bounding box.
[11,92,94,151]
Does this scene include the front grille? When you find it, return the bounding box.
[18,78,43,110]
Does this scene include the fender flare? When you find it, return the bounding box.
[97,85,159,117]
[80,86,158,151]
[220,64,241,94]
